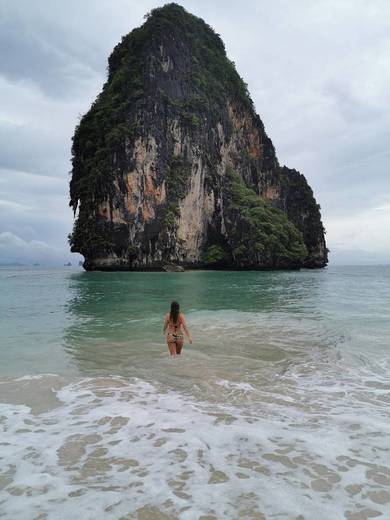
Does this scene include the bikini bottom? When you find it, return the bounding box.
[167,333,184,342]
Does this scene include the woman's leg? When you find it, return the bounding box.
[175,339,184,355]
[167,341,177,356]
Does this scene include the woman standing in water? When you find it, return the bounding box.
[163,301,192,356]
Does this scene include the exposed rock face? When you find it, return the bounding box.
[69,3,328,271]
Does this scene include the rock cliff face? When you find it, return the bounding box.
[69,3,328,270]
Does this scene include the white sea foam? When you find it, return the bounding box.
[13,374,59,381]
[0,368,389,520]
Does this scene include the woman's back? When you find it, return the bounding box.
[165,312,183,333]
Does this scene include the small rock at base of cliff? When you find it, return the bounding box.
[162,264,185,272]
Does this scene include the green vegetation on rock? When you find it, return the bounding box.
[223,167,308,267]
[127,244,138,259]
[144,4,253,111]
[68,217,114,256]
[201,245,230,266]
[279,166,326,253]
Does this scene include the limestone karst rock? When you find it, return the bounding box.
[69,3,328,271]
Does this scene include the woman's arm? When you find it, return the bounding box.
[180,314,192,344]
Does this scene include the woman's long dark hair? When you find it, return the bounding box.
[170,301,180,325]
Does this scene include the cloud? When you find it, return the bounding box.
[0,1,107,98]
[0,231,78,265]
[0,168,82,263]
[0,0,152,97]
[326,200,390,259]
[0,199,31,212]
[0,72,101,177]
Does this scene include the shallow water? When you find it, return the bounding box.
[0,266,389,519]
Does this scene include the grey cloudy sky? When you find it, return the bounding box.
[1,0,389,265]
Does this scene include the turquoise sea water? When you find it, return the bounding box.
[0,265,389,519]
